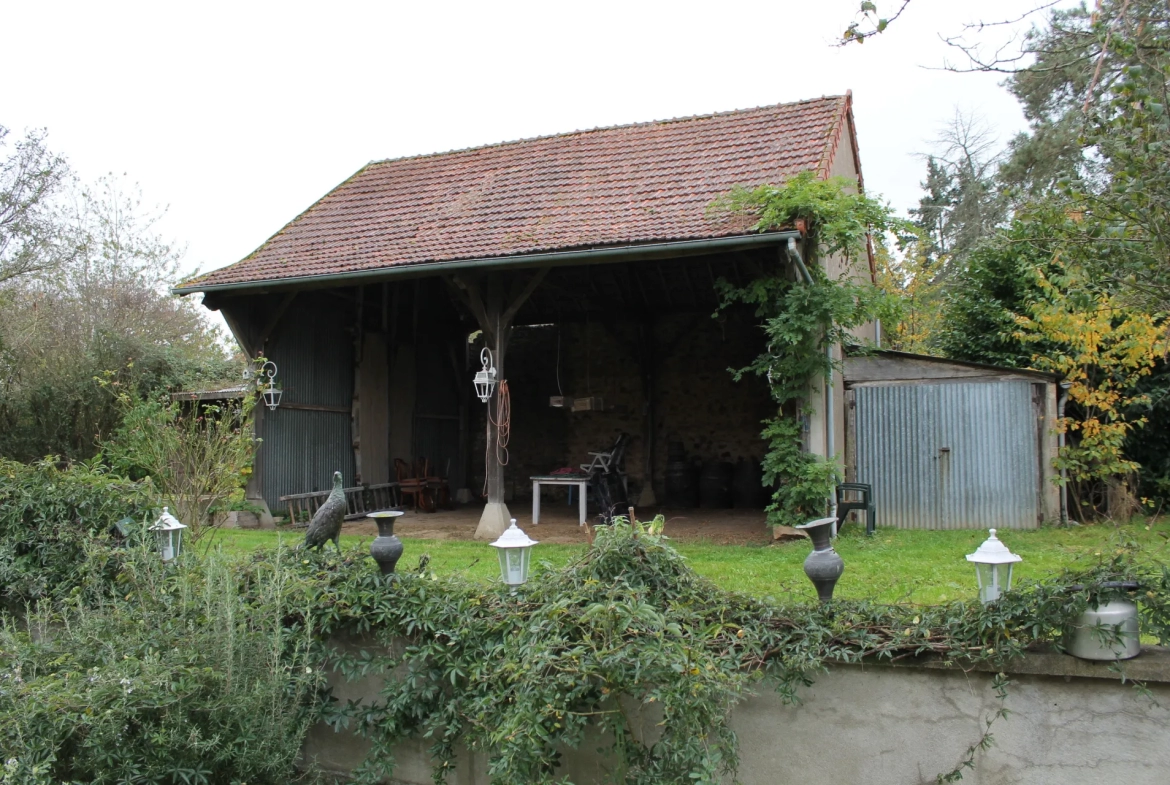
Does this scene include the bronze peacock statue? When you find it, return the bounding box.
[302,471,346,552]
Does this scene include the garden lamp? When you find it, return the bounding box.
[490,519,537,591]
[259,361,282,411]
[474,348,497,403]
[149,507,188,563]
[966,529,1022,604]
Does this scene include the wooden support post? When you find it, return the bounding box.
[452,268,549,539]
[483,277,507,507]
[352,287,364,484]
[636,318,657,506]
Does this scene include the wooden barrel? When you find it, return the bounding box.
[665,457,699,508]
[699,460,734,508]
[732,457,765,508]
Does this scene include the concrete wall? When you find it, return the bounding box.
[302,646,1170,785]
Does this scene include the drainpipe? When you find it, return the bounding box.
[786,238,838,526]
[787,237,813,285]
[1057,380,1072,525]
[875,318,882,348]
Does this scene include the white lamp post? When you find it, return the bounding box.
[259,361,282,411]
[966,529,1022,604]
[490,518,537,591]
[149,507,188,563]
[474,348,498,403]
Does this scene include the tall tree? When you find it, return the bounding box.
[962,1,1170,312]
[0,173,236,460]
[0,126,71,285]
[908,113,1006,281]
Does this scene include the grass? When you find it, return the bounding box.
[202,518,1170,606]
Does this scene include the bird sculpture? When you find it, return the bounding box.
[302,471,346,552]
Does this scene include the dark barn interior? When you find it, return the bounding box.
[206,245,785,516]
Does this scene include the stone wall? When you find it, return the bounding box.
[302,646,1170,784]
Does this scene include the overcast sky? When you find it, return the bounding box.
[3,1,1058,283]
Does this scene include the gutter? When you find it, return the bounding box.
[173,231,802,296]
[1057,381,1072,525]
[786,238,839,526]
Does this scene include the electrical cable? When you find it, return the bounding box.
[556,329,563,396]
[488,379,511,467]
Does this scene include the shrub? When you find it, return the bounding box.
[100,392,257,540]
[0,547,324,784]
[0,459,151,607]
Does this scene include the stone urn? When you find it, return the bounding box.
[369,510,405,575]
[795,516,844,603]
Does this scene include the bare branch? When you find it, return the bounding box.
[839,0,912,46]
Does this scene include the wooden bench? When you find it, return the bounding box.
[280,482,402,527]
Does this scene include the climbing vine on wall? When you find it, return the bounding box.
[295,521,1170,785]
[712,172,907,527]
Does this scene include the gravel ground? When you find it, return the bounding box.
[338,503,776,545]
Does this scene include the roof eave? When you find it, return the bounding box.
[173,231,802,296]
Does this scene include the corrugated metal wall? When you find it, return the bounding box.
[413,337,463,488]
[259,302,355,510]
[855,381,1040,529]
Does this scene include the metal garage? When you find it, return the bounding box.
[843,351,1060,530]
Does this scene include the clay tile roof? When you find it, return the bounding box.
[181,93,854,291]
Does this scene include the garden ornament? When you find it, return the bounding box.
[369,510,406,574]
[795,516,844,602]
[302,471,346,552]
[966,529,1022,604]
[1068,581,1141,661]
[490,518,537,591]
[149,507,187,563]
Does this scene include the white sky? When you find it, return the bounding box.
[2,0,1055,283]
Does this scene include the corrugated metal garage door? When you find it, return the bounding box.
[855,380,1039,529]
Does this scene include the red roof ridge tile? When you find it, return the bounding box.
[364,94,849,169]
[817,90,853,178]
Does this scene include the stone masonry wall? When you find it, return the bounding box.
[467,312,773,507]
[557,313,772,502]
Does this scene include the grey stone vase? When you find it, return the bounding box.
[369,511,405,575]
[795,516,844,603]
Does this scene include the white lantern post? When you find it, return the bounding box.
[474,348,498,404]
[149,507,188,563]
[966,529,1022,604]
[490,518,537,592]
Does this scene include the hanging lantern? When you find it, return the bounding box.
[489,519,537,591]
[965,529,1022,604]
[149,507,188,562]
[474,348,497,403]
[260,361,282,411]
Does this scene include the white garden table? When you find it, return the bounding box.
[530,474,590,526]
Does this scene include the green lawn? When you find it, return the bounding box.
[203,519,1170,605]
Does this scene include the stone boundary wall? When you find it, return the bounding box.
[303,645,1170,784]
